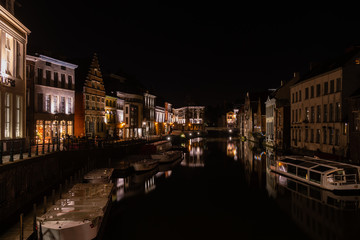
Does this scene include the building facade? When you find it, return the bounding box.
[173,106,205,131]
[290,49,360,158]
[0,4,30,151]
[117,91,143,139]
[26,54,77,143]
[105,94,117,137]
[143,92,156,137]
[348,89,360,164]
[155,105,165,135]
[74,53,106,138]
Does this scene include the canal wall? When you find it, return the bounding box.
[0,141,144,232]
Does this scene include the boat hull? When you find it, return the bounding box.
[40,220,98,240]
[132,160,158,172]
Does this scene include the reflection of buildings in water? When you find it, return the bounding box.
[266,171,360,240]
[181,138,205,167]
[227,140,238,161]
[144,176,156,194]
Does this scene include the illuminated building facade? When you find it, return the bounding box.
[155,106,165,135]
[0,3,30,151]
[226,111,237,129]
[117,91,143,139]
[290,48,360,158]
[105,93,117,137]
[26,54,77,143]
[74,53,106,138]
[173,106,205,131]
[143,92,156,137]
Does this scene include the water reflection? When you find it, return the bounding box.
[181,137,205,167]
[238,140,360,240]
[227,138,238,161]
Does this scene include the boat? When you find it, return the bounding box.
[83,168,114,183]
[37,183,114,240]
[132,158,159,172]
[151,150,183,163]
[271,155,360,191]
[141,140,172,154]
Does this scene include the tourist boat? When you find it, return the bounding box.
[132,158,159,172]
[37,183,114,240]
[141,140,172,154]
[83,168,114,183]
[151,150,183,163]
[271,155,360,191]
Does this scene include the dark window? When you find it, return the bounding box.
[45,62,51,66]
[68,76,72,89]
[61,66,66,70]
[37,68,43,84]
[329,103,333,122]
[324,82,328,95]
[311,86,314,98]
[316,84,321,97]
[297,168,308,179]
[299,90,302,101]
[310,171,321,183]
[288,165,296,175]
[61,74,65,88]
[37,93,43,112]
[54,72,58,87]
[330,80,334,93]
[336,78,341,92]
[305,88,309,99]
[323,104,327,122]
[46,70,51,86]
[316,105,321,122]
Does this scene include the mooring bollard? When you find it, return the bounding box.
[20,213,24,240]
[9,141,14,162]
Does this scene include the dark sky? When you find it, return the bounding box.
[15,1,360,107]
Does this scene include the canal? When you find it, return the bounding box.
[103,137,360,240]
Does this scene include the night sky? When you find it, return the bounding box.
[15,1,360,107]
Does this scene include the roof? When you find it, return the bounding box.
[294,47,360,85]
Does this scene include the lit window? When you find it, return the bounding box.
[5,93,12,138]
[15,95,22,138]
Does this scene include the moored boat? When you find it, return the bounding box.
[141,140,172,154]
[151,150,183,163]
[83,168,114,183]
[37,183,114,240]
[132,158,159,172]
[271,155,360,191]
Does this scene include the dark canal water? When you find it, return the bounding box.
[103,137,360,240]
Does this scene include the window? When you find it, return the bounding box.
[126,106,128,114]
[68,97,72,114]
[310,129,314,143]
[323,128,327,144]
[323,104,327,122]
[54,72,58,87]
[37,68,43,84]
[305,128,309,142]
[295,92,298,102]
[15,96,22,138]
[45,95,51,113]
[336,78,341,92]
[329,128,334,145]
[297,168,308,179]
[45,62,51,66]
[61,74,65,88]
[295,109,298,122]
[311,106,315,123]
[60,97,65,113]
[4,93,12,138]
[316,129,320,143]
[68,76,72,89]
[324,82,328,95]
[16,41,23,79]
[5,34,13,75]
[292,93,294,103]
[335,103,341,122]
[305,107,309,121]
[298,129,301,142]
[330,80,334,93]
[305,88,309,99]
[299,90,302,101]
[61,66,66,70]
[46,70,51,86]
[37,93,43,112]
[335,129,340,146]
[311,86,314,98]
[316,84,321,97]
[316,105,321,122]
[329,103,333,122]
[52,96,58,114]
[355,112,360,132]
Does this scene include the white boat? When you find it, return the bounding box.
[132,158,159,172]
[271,155,360,191]
[83,168,114,183]
[151,150,183,163]
[37,183,114,240]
